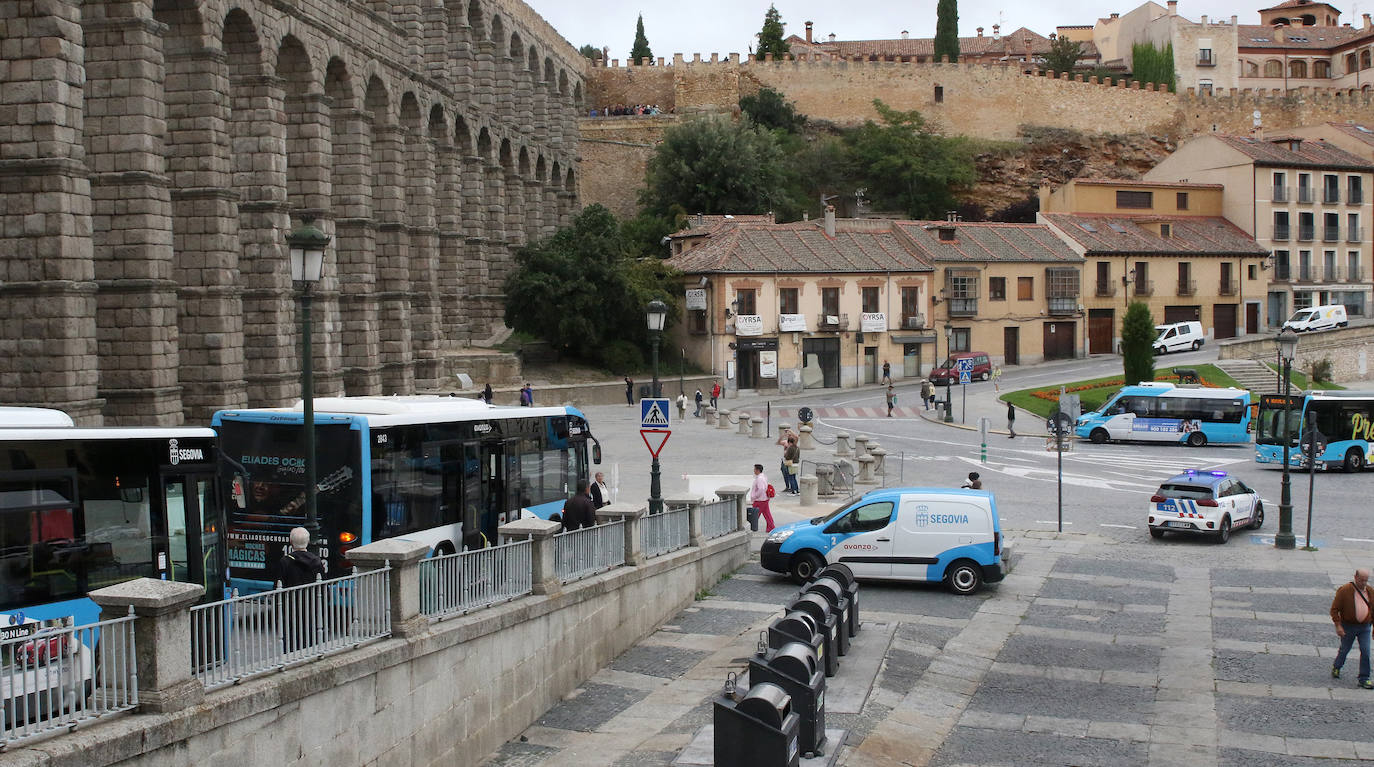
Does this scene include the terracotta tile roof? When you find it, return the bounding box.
[1041,213,1270,256]
[1237,24,1371,49]
[669,213,776,239]
[1211,134,1374,170]
[1320,121,1374,148]
[665,220,933,273]
[1070,178,1225,190]
[1261,0,1341,12]
[893,221,1084,263]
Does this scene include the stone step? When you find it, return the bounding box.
[1215,359,1280,395]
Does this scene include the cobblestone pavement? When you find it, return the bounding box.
[480,530,1374,767]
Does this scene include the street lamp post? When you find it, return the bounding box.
[943,324,954,423]
[287,218,330,540]
[646,299,667,514]
[1275,327,1299,550]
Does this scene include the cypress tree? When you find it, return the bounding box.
[630,14,653,64]
[756,5,791,61]
[1121,302,1157,386]
[934,0,960,63]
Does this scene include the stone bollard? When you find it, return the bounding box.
[800,475,818,506]
[815,464,835,496]
[705,406,717,426]
[871,447,887,477]
[497,517,564,594]
[89,578,205,713]
[738,412,752,435]
[350,537,434,638]
[799,425,815,450]
[835,432,852,457]
[856,454,877,485]
[751,416,765,438]
[718,409,733,430]
[596,503,647,566]
[666,494,706,547]
[776,422,793,443]
[854,434,870,458]
[716,485,750,531]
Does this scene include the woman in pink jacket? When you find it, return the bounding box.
[750,464,775,532]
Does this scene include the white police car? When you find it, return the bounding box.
[1147,470,1263,543]
[759,487,1006,594]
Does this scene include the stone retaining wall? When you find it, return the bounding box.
[1218,324,1374,382]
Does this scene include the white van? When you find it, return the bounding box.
[1282,304,1348,333]
[760,488,1007,594]
[1154,321,1205,354]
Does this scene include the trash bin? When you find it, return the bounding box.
[714,681,802,767]
[785,593,840,675]
[818,564,860,638]
[767,610,826,675]
[749,641,826,758]
[798,579,850,658]
[747,505,760,532]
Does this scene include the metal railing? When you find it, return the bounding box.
[190,567,391,690]
[1219,279,1238,296]
[1095,282,1116,297]
[1272,224,1290,240]
[1177,279,1196,296]
[1298,225,1315,241]
[1325,189,1341,204]
[0,610,138,746]
[1299,187,1316,203]
[1273,185,1290,203]
[1350,189,1364,205]
[553,521,625,583]
[701,498,738,540]
[641,507,691,558]
[1196,52,1215,66]
[419,541,532,620]
[1132,279,1154,297]
[1350,226,1365,242]
[1324,226,1341,242]
[947,298,978,316]
[1349,266,1365,281]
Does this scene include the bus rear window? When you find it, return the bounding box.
[1156,483,1213,500]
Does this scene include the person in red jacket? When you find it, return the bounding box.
[1330,568,1374,688]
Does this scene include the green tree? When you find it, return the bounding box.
[578,44,602,62]
[639,115,791,218]
[1045,35,1083,75]
[740,87,806,133]
[1120,301,1157,386]
[1130,42,1175,91]
[934,0,960,63]
[756,5,791,61]
[630,14,653,63]
[503,205,678,367]
[842,101,976,219]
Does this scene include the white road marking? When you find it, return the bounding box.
[1344,537,1374,543]
[1035,520,1074,525]
[1100,523,1137,529]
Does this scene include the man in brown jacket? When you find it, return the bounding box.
[1330,568,1374,688]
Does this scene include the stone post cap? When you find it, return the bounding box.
[779,422,792,430]
[836,431,850,438]
[799,475,818,486]
[596,502,646,521]
[750,416,763,423]
[90,578,204,614]
[349,537,432,567]
[814,465,834,475]
[857,454,875,463]
[799,425,813,432]
[870,447,888,456]
[499,517,562,539]
[664,494,703,506]
[854,434,870,442]
[715,485,749,496]
[706,406,717,414]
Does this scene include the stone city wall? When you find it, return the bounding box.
[2,0,587,425]
[1219,324,1374,382]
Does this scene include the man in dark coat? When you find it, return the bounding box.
[279,526,327,652]
[562,480,597,531]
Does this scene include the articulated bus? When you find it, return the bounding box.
[1255,391,1374,472]
[1074,382,1252,447]
[0,413,226,719]
[213,396,601,593]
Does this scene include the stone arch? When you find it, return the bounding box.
[477,126,492,162]
[573,82,583,109]
[509,30,523,61]
[328,58,379,395]
[1289,59,1307,78]
[1264,59,1283,77]
[527,46,539,75]
[467,0,485,40]
[544,58,556,92]
[489,14,504,49]
[558,69,569,97]
[454,114,474,154]
[1364,83,1372,93]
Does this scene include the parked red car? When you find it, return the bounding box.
[929,352,992,385]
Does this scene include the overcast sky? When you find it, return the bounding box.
[523,0,1289,59]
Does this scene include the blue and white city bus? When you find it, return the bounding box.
[1255,391,1374,472]
[1074,382,1252,447]
[213,396,601,593]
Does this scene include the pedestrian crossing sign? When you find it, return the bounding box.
[640,398,671,429]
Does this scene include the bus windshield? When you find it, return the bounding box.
[1255,396,1303,446]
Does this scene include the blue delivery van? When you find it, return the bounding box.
[759,487,1007,594]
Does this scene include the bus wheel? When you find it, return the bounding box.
[1090,429,1109,444]
[1215,516,1231,544]
[945,560,983,595]
[1186,432,1207,447]
[1344,448,1366,473]
[789,551,824,584]
[434,542,456,557]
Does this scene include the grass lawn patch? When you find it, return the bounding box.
[1002,363,1245,420]
[1260,362,1344,391]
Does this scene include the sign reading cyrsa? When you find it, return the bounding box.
[734,315,764,336]
[860,313,886,333]
[684,288,707,310]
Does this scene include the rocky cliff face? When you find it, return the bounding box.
[967,127,1175,220]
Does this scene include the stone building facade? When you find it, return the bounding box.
[2,0,585,425]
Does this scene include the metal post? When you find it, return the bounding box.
[961,381,967,424]
[1304,410,1317,550]
[978,417,988,464]
[1056,425,1064,533]
[650,332,663,514]
[300,286,319,538]
[942,384,953,423]
[1276,356,1296,549]
[679,347,685,396]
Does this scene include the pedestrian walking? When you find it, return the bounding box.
[590,471,612,508]
[1330,568,1374,688]
[624,376,634,406]
[561,480,597,531]
[710,381,721,409]
[992,365,1003,393]
[782,437,801,494]
[886,385,896,417]
[482,383,493,404]
[749,464,776,532]
[1007,401,1016,439]
[881,361,892,385]
[960,472,982,490]
[676,391,687,420]
[921,379,935,411]
[279,526,326,653]
[694,388,704,417]
[519,383,533,407]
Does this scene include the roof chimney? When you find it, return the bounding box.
[1200,14,1208,24]
[1364,12,1371,28]
[805,20,813,43]
[1110,12,1120,18]
[977,26,984,37]
[1167,0,1178,15]
[992,24,1001,40]
[901,30,909,39]
[828,32,836,42]
[1231,14,1238,24]
[824,205,836,237]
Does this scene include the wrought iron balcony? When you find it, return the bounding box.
[1177,279,1197,296]
[1219,279,1238,296]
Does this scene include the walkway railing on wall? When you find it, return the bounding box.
[419,541,532,620]
[0,610,138,747]
[641,507,691,558]
[701,498,739,540]
[553,521,626,583]
[189,567,391,690]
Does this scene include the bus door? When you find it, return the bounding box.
[158,467,226,600]
[479,438,521,541]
